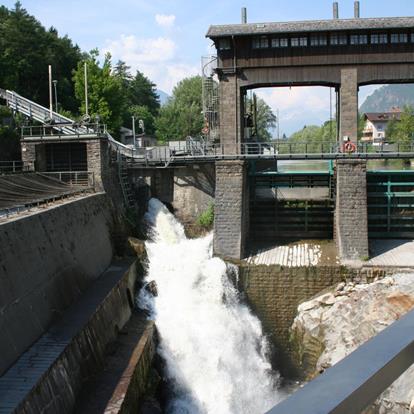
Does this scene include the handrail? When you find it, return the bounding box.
[266,307,414,414]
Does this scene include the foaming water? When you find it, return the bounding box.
[138,198,283,414]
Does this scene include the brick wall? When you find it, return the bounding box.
[238,264,385,376]
[335,160,369,261]
[213,160,248,259]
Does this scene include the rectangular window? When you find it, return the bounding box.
[331,34,347,45]
[218,38,231,50]
[310,35,327,46]
[351,34,368,45]
[391,33,408,43]
[291,37,307,47]
[291,37,299,47]
[411,33,414,42]
[371,33,388,44]
[271,37,288,48]
[252,36,269,49]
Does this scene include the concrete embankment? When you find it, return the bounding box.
[0,259,156,414]
[0,193,115,376]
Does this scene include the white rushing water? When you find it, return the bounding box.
[138,198,284,414]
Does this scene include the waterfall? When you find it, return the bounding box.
[138,198,284,414]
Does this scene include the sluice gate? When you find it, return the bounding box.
[250,171,334,241]
[367,171,414,239]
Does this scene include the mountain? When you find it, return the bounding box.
[360,84,414,113]
[156,89,171,106]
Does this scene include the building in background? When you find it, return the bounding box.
[362,107,401,144]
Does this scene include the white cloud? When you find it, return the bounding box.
[155,14,176,28]
[104,34,198,93]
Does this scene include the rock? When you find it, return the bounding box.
[145,280,158,297]
[290,273,414,413]
[140,397,162,414]
[128,237,147,260]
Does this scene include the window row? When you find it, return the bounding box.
[247,32,414,50]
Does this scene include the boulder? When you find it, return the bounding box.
[128,237,147,260]
[291,273,414,413]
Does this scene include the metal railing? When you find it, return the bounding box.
[21,123,107,139]
[266,307,414,414]
[38,171,95,188]
[0,161,24,174]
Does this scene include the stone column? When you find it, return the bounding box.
[339,68,358,144]
[213,160,249,260]
[219,73,243,155]
[21,142,36,171]
[335,160,369,262]
[86,139,106,191]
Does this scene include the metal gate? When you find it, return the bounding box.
[250,172,334,241]
[367,171,414,238]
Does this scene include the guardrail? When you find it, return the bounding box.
[266,307,414,414]
[21,123,107,139]
[0,161,24,174]
[38,171,95,188]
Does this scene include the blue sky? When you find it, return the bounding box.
[2,0,413,135]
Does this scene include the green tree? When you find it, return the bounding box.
[129,105,156,136]
[73,50,125,134]
[0,2,82,113]
[246,94,277,141]
[386,105,414,147]
[155,76,203,142]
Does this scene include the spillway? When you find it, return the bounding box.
[138,198,284,414]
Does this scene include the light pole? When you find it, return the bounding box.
[52,80,58,113]
[48,65,53,119]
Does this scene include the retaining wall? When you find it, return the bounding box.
[0,193,114,375]
[238,264,386,376]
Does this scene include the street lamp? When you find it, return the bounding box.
[52,80,58,113]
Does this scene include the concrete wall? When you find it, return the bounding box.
[0,193,114,375]
[340,68,358,143]
[213,161,249,259]
[238,264,386,376]
[335,160,369,262]
[16,262,147,414]
[173,164,215,223]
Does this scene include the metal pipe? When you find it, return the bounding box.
[333,2,339,19]
[354,1,360,18]
[241,7,247,24]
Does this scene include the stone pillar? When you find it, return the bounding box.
[219,73,243,154]
[335,160,369,262]
[213,160,249,260]
[21,142,36,171]
[339,68,358,144]
[86,139,106,191]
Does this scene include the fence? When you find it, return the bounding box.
[0,161,24,174]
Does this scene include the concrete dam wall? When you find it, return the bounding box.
[0,193,114,375]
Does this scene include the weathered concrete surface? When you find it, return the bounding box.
[214,161,249,260]
[237,264,386,376]
[0,193,114,376]
[0,259,138,414]
[368,239,414,268]
[290,273,414,413]
[76,314,156,414]
[335,159,369,262]
[172,164,215,224]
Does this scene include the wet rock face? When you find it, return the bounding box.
[290,273,414,413]
[128,237,147,260]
